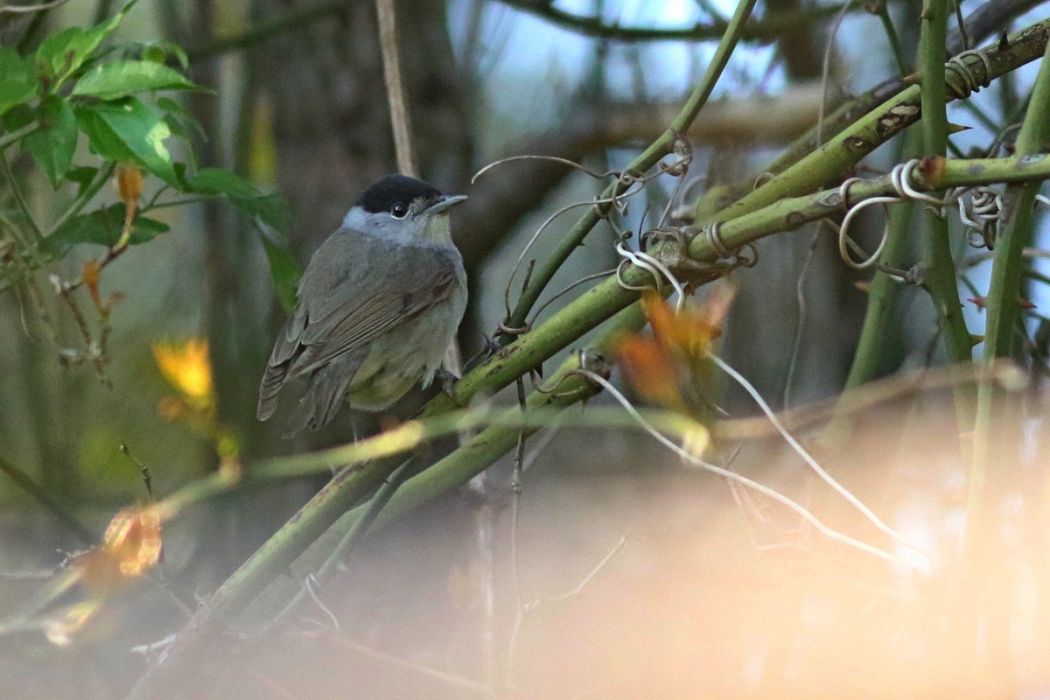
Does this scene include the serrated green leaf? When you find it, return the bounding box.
[75,97,177,185]
[188,168,290,236]
[260,236,301,312]
[72,60,202,100]
[42,203,168,256]
[35,1,136,89]
[0,48,36,118]
[23,95,77,187]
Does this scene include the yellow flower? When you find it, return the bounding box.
[152,338,215,409]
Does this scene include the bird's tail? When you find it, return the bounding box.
[283,349,366,436]
[257,362,290,421]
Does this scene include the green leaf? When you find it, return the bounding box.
[72,60,202,100]
[35,1,136,89]
[260,236,301,312]
[66,166,99,195]
[1,103,33,131]
[42,204,168,257]
[157,96,206,142]
[188,168,290,236]
[0,49,36,118]
[75,97,177,185]
[185,168,297,308]
[23,95,77,187]
[139,41,189,70]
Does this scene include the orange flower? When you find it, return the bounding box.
[76,507,162,596]
[36,508,163,646]
[616,288,734,412]
[82,260,101,310]
[617,332,683,410]
[115,162,143,206]
[114,162,143,249]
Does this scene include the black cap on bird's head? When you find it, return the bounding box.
[357,174,443,214]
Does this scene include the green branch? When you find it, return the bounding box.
[695,18,1050,224]
[504,0,759,333]
[971,38,1050,518]
[980,48,1050,361]
[685,155,1050,262]
[919,0,972,366]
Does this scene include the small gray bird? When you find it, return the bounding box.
[257,174,468,434]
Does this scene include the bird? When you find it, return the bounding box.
[257,174,468,435]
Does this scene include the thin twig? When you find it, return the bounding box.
[375,0,416,176]
[1,150,42,241]
[186,0,349,60]
[0,121,40,151]
[0,0,69,14]
[46,162,116,238]
[329,634,496,695]
[574,370,906,568]
[523,532,628,609]
[505,377,528,687]
[264,457,416,632]
[783,0,849,408]
[713,355,926,563]
[496,0,870,43]
[0,454,94,543]
[120,441,153,501]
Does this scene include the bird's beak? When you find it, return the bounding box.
[426,194,468,215]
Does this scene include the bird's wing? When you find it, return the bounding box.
[291,238,461,373]
[257,231,462,419]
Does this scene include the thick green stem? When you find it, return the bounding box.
[919,0,972,365]
[685,155,1050,262]
[980,50,1050,361]
[971,39,1050,517]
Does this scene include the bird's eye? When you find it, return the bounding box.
[390,202,409,219]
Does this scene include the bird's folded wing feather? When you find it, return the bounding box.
[270,232,461,378]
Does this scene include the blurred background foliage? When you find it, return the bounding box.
[2,0,1050,697]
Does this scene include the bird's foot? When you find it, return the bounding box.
[463,334,500,374]
[434,368,459,396]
